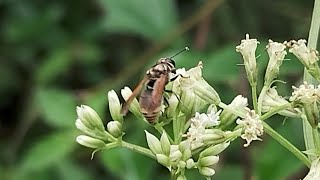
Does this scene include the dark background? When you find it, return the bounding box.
[0,0,317,179]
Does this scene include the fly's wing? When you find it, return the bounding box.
[121,76,148,115]
[139,74,168,121]
[151,74,168,105]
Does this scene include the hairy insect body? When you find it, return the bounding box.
[121,47,188,124]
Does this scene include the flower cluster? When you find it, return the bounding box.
[290,81,320,128]
[145,131,193,178]
[186,109,221,149]
[236,108,263,147]
[219,95,248,129]
[287,39,320,80]
[175,62,221,113]
[74,35,320,179]
[262,86,301,117]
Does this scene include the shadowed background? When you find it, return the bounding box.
[0,0,318,179]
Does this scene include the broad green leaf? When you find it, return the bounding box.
[36,88,76,127]
[101,0,177,40]
[84,88,108,117]
[254,120,304,180]
[19,130,77,172]
[35,49,72,85]
[56,160,94,180]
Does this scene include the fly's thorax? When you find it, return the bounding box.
[146,58,176,78]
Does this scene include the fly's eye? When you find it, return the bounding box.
[167,58,175,66]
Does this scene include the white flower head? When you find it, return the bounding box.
[236,34,259,85]
[289,81,318,104]
[186,109,221,149]
[303,157,320,180]
[265,40,287,85]
[288,39,319,66]
[176,62,220,112]
[287,40,320,80]
[236,108,263,147]
[262,87,301,117]
[230,95,248,112]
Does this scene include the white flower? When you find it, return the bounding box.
[230,95,248,111]
[303,157,320,180]
[289,81,318,104]
[288,39,319,66]
[287,39,320,80]
[264,40,287,85]
[219,95,248,128]
[236,34,259,85]
[236,108,263,147]
[173,63,218,114]
[262,86,301,117]
[186,110,221,149]
[108,90,123,122]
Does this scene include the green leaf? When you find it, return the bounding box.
[84,89,108,117]
[35,49,72,85]
[19,130,77,172]
[99,146,154,180]
[101,0,177,40]
[254,120,304,180]
[36,88,77,127]
[56,160,94,180]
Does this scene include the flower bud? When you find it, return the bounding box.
[219,95,248,129]
[178,160,186,169]
[186,158,196,169]
[107,121,122,138]
[303,102,319,128]
[193,79,221,105]
[76,135,106,149]
[76,105,105,131]
[75,118,92,133]
[169,149,182,163]
[303,157,320,180]
[199,167,215,177]
[108,90,123,122]
[179,89,196,114]
[200,141,230,157]
[202,129,226,145]
[177,174,187,180]
[198,155,219,167]
[160,131,171,156]
[165,94,180,118]
[262,87,301,117]
[121,87,144,119]
[145,131,163,154]
[264,40,287,86]
[287,39,320,80]
[236,34,259,86]
[156,154,170,168]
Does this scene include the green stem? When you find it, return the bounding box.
[154,124,174,144]
[312,128,320,150]
[218,102,245,118]
[121,141,156,160]
[263,122,311,167]
[260,103,292,120]
[251,85,258,114]
[304,0,320,162]
[257,85,269,116]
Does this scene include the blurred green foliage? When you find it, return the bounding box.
[0,0,317,179]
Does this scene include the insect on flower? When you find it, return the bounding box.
[121,47,189,124]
